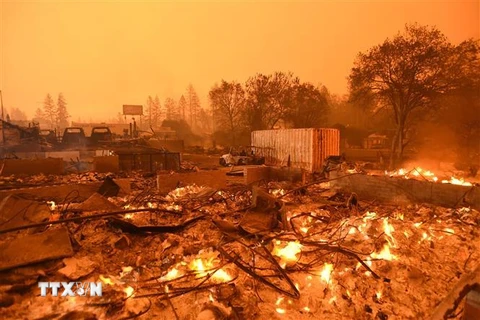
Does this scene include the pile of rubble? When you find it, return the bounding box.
[0,172,479,319]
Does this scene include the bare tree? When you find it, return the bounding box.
[164,97,177,120]
[43,94,56,129]
[349,23,480,167]
[289,82,329,128]
[209,80,245,144]
[178,95,187,121]
[244,72,299,130]
[56,93,70,128]
[186,84,201,130]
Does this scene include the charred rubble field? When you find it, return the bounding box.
[0,168,479,320]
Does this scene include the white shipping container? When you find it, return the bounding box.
[251,128,340,172]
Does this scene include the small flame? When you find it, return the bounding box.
[162,267,183,281]
[275,296,286,314]
[376,291,382,300]
[270,189,286,196]
[124,286,134,297]
[320,263,334,284]
[442,177,472,186]
[272,241,303,268]
[371,244,397,261]
[189,258,231,282]
[47,201,57,211]
[124,213,133,219]
[383,218,396,247]
[444,228,454,235]
[99,275,115,285]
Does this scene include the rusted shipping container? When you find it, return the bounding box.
[251,128,340,172]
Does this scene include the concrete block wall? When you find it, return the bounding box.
[1,158,64,176]
[331,172,480,210]
[93,156,120,173]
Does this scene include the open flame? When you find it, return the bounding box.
[272,241,303,268]
[442,177,472,186]
[371,244,397,261]
[386,166,473,186]
[47,201,57,211]
[320,263,334,284]
[159,251,231,284]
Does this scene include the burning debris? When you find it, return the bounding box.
[0,169,479,320]
[384,166,475,186]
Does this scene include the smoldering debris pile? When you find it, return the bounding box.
[0,173,479,320]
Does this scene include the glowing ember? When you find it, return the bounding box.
[212,268,232,282]
[442,177,472,186]
[386,166,473,186]
[124,286,134,297]
[276,308,286,314]
[371,244,397,261]
[414,222,423,228]
[162,267,183,281]
[275,297,286,314]
[270,189,286,196]
[376,291,382,300]
[99,275,115,285]
[320,263,334,284]
[444,228,454,235]
[300,226,310,234]
[189,258,231,282]
[383,218,396,247]
[272,241,303,268]
[120,266,133,278]
[124,213,133,219]
[47,201,57,210]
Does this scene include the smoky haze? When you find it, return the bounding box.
[1,0,479,121]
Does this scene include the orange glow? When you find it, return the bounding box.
[272,241,303,268]
[2,2,478,120]
[371,244,397,261]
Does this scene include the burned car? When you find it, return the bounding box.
[219,147,266,166]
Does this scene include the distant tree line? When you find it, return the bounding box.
[209,72,330,145]
[3,107,28,121]
[34,93,70,130]
[142,84,212,134]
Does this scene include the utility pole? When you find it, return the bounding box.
[0,90,5,147]
[0,90,4,120]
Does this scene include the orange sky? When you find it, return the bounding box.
[1,0,479,122]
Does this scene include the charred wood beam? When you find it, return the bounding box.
[430,264,480,320]
[0,208,176,234]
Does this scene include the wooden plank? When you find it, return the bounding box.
[0,227,73,271]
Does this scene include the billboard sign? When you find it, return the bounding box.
[123,105,143,116]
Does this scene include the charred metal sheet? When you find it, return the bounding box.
[0,227,73,271]
[117,151,180,172]
[0,195,51,232]
[251,128,340,172]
